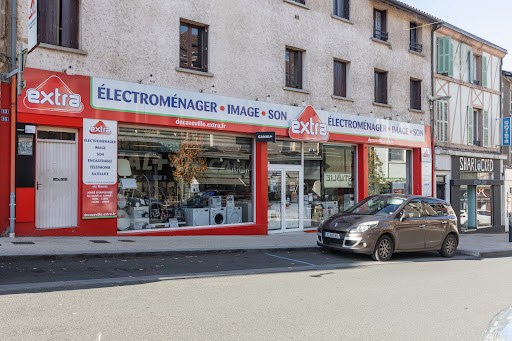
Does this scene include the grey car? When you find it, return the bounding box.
[317,195,459,261]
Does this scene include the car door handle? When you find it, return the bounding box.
[419,224,426,228]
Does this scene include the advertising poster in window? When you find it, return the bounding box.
[421,148,432,197]
[82,119,118,219]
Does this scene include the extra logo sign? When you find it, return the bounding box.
[289,106,329,142]
[24,75,83,113]
[90,121,112,135]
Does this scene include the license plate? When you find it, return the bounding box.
[325,232,342,239]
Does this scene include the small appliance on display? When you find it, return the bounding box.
[208,196,222,208]
[183,208,210,226]
[226,195,235,207]
[226,206,242,224]
[210,207,226,225]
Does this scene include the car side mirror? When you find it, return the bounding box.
[400,211,410,222]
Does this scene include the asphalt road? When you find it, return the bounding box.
[0,248,469,292]
[1,254,511,341]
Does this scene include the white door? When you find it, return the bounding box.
[35,128,78,228]
[268,165,304,233]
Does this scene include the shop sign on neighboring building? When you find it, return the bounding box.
[501,117,511,146]
[459,157,494,172]
[82,119,118,219]
[28,0,38,52]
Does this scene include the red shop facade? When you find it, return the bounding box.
[8,68,432,237]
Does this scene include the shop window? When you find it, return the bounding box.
[410,79,421,110]
[38,0,80,49]
[373,9,388,42]
[268,140,302,164]
[285,48,303,89]
[117,127,253,231]
[333,0,349,20]
[369,147,411,195]
[374,70,388,104]
[303,143,355,229]
[333,60,348,98]
[180,21,208,72]
[409,22,422,53]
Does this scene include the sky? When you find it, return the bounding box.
[403,0,512,70]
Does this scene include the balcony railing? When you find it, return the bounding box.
[410,41,423,53]
[373,29,388,42]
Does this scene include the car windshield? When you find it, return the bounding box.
[346,196,405,216]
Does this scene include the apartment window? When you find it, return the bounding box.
[409,22,422,53]
[38,0,80,49]
[373,9,388,42]
[180,21,208,72]
[467,51,483,86]
[286,48,303,89]
[410,79,421,110]
[333,60,347,97]
[436,101,449,142]
[333,0,349,20]
[290,0,306,4]
[467,107,482,146]
[374,70,388,104]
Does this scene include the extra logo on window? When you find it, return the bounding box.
[289,106,329,142]
[24,75,84,113]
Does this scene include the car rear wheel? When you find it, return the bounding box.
[439,234,457,258]
[372,235,393,261]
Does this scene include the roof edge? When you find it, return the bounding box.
[378,0,441,23]
[442,22,507,54]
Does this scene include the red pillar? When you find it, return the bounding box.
[357,144,368,201]
[254,141,268,234]
[413,148,422,195]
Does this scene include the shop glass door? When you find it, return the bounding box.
[268,165,303,233]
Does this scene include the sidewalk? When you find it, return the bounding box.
[0,232,511,260]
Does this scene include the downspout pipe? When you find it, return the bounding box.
[431,23,442,199]
[9,0,17,237]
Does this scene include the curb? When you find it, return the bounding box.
[0,246,321,262]
[457,249,512,258]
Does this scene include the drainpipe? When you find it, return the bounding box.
[9,0,17,237]
[431,23,442,199]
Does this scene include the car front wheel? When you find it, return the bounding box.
[372,235,393,261]
[439,234,457,258]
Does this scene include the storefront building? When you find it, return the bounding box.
[11,68,431,237]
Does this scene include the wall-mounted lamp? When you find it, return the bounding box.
[301,101,306,107]
[266,95,271,102]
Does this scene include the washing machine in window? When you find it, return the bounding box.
[183,208,210,226]
[226,207,242,224]
[209,207,226,225]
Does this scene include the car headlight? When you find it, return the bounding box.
[350,221,379,233]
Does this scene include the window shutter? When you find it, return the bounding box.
[436,101,449,142]
[483,110,489,147]
[468,50,474,83]
[61,0,80,49]
[448,39,453,78]
[334,61,341,96]
[437,37,452,76]
[203,27,208,72]
[467,106,473,145]
[482,56,488,88]
[343,0,350,19]
[37,0,59,45]
[382,10,387,33]
[443,102,448,142]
